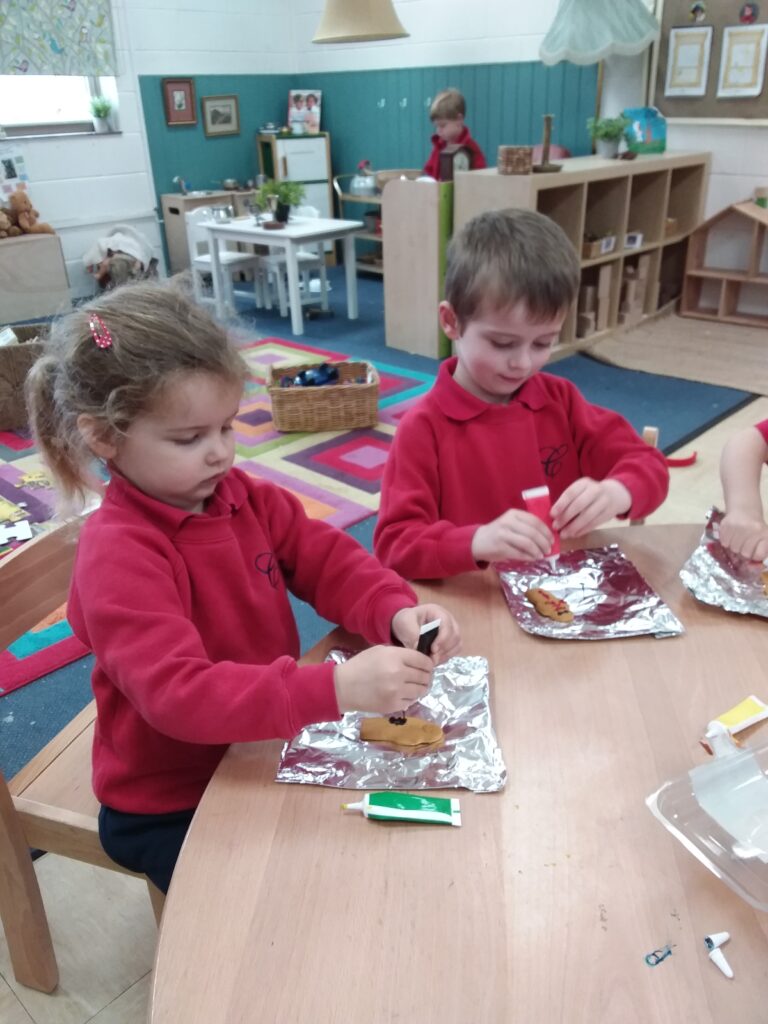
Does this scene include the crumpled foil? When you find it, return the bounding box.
[680,507,768,618]
[276,653,507,792]
[498,544,685,640]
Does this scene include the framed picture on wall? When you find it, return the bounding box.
[664,25,712,96]
[716,24,768,98]
[287,89,322,134]
[201,95,240,137]
[162,78,197,126]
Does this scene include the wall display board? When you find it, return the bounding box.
[650,0,768,121]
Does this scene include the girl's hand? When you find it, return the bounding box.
[552,478,631,538]
[471,509,552,563]
[390,604,461,664]
[333,646,433,715]
[720,512,768,562]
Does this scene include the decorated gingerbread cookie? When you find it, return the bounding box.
[525,587,574,623]
[360,715,444,750]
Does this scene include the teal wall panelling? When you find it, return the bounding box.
[292,62,597,183]
[139,74,287,197]
[140,62,597,248]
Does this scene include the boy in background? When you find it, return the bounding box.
[719,422,768,562]
[374,210,669,581]
[423,88,486,180]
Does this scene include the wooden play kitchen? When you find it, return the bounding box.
[454,150,710,356]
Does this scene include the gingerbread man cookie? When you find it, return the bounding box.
[360,716,444,750]
[525,587,574,623]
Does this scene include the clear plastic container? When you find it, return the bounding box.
[647,727,768,910]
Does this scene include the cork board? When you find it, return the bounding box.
[651,0,768,120]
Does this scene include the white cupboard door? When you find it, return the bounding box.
[275,137,328,182]
[301,181,332,219]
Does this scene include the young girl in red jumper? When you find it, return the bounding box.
[27,282,460,892]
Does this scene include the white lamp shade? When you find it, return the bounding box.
[313,0,409,43]
[540,0,659,66]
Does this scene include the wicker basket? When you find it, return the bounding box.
[0,326,46,430]
[268,361,379,432]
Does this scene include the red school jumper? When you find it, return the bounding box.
[423,125,487,179]
[374,357,669,580]
[68,468,417,814]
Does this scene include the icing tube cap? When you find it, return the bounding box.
[704,932,733,978]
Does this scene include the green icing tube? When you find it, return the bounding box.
[342,791,461,826]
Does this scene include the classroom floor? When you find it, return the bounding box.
[3,377,768,1021]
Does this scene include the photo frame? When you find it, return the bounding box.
[162,78,196,126]
[664,25,713,96]
[201,95,240,137]
[716,24,768,98]
[287,89,322,135]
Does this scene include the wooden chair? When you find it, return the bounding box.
[0,516,164,994]
[629,425,661,526]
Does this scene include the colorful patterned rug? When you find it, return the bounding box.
[0,336,435,695]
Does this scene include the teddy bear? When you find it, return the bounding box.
[7,188,55,235]
[0,209,13,239]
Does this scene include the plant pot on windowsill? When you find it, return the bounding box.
[92,116,110,134]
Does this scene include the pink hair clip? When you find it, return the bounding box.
[88,313,113,350]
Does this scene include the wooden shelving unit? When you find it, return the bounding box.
[453,151,710,354]
[681,200,768,329]
[333,170,421,277]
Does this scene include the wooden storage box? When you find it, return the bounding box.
[0,324,46,430]
[497,146,533,175]
[267,361,379,432]
[582,235,616,259]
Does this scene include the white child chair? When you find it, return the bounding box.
[185,206,265,315]
[257,205,330,317]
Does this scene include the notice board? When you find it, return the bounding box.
[651,0,768,120]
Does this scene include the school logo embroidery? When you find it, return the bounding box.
[254,551,280,588]
[540,444,569,479]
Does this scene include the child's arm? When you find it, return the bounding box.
[720,425,768,561]
[373,417,481,578]
[550,382,669,536]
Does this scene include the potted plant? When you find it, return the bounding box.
[254,179,306,222]
[90,96,112,133]
[586,115,630,159]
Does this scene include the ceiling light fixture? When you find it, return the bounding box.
[312,0,409,44]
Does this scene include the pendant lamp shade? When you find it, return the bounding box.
[539,0,659,65]
[313,0,409,43]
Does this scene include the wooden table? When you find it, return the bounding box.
[202,215,363,335]
[149,525,768,1023]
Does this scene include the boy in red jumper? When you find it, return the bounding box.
[374,210,669,580]
[720,420,768,562]
[26,282,460,892]
[423,88,486,180]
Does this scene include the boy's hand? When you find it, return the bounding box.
[391,604,461,664]
[551,478,632,538]
[472,509,553,563]
[333,646,434,715]
[720,512,768,562]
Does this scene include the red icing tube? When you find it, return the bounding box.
[522,485,560,556]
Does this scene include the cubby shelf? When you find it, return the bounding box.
[681,200,768,329]
[454,151,710,354]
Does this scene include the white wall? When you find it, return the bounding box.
[21,0,295,300]
[20,0,763,301]
[291,0,561,69]
[599,53,767,220]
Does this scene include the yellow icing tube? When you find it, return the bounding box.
[342,792,461,826]
[700,695,768,753]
